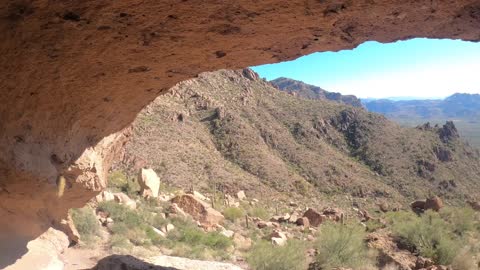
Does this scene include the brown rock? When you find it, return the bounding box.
[171,194,224,227]
[303,208,323,226]
[425,196,443,212]
[411,200,426,212]
[233,233,252,251]
[57,213,81,245]
[296,217,310,228]
[416,256,434,269]
[113,193,137,210]
[138,168,160,198]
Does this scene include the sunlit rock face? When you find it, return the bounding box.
[0,0,479,267]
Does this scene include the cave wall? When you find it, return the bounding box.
[1,0,479,266]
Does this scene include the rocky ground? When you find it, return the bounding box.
[60,167,480,270]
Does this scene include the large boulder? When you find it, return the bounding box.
[95,191,115,203]
[138,168,161,198]
[113,193,137,210]
[425,196,443,212]
[303,208,324,227]
[171,194,224,227]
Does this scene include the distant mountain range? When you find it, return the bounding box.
[270,77,362,107]
[362,93,480,119]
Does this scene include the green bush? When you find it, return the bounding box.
[223,207,245,222]
[314,223,373,269]
[440,207,476,236]
[388,210,462,265]
[70,206,100,243]
[247,206,270,220]
[247,240,307,270]
[107,170,140,196]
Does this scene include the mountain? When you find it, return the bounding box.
[121,69,480,207]
[363,93,480,147]
[270,77,362,107]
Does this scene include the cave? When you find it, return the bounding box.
[1,0,480,268]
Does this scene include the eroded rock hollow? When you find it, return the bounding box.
[1,0,479,267]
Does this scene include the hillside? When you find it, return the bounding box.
[270,77,362,107]
[121,69,480,207]
[363,94,480,147]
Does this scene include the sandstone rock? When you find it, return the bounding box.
[168,203,188,218]
[57,213,80,244]
[303,208,323,227]
[3,1,480,265]
[378,202,389,213]
[171,194,224,227]
[367,230,417,270]
[296,217,310,228]
[192,191,208,202]
[271,237,286,246]
[289,213,299,223]
[416,256,434,269]
[152,226,166,238]
[4,228,69,270]
[95,191,115,203]
[113,193,137,210]
[221,229,235,238]
[425,196,443,212]
[236,190,246,200]
[161,224,175,234]
[257,221,268,229]
[138,168,161,198]
[411,200,426,212]
[233,233,252,251]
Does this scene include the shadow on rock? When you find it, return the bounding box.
[89,255,179,270]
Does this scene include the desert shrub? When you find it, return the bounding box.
[440,207,477,236]
[314,223,373,269]
[223,207,245,222]
[98,201,143,228]
[451,249,477,270]
[71,206,100,243]
[107,170,140,196]
[247,206,270,220]
[365,218,385,232]
[388,210,462,265]
[247,240,307,270]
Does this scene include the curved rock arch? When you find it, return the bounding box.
[1,0,479,266]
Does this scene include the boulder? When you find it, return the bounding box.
[411,200,426,212]
[171,194,224,227]
[233,233,252,251]
[160,224,175,234]
[138,168,160,198]
[378,202,389,213]
[271,237,286,246]
[168,203,188,218]
[257,221,268,229]
[113,193,137,209]
[95,191,115,203]
[220,229,235,238]
[236,190,246,200]
[57,213,80,244]
[416,256,434,269]
[303,208,323,227]
[192,191,208,201]
[425,196,443,212]
[296,217,310,228]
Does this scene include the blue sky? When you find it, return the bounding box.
[251,38,480,99]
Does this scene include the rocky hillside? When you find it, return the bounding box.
[363,93,480,119]
[270,77,362,107]
[363,93,480,147]
[121,69,480,205]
